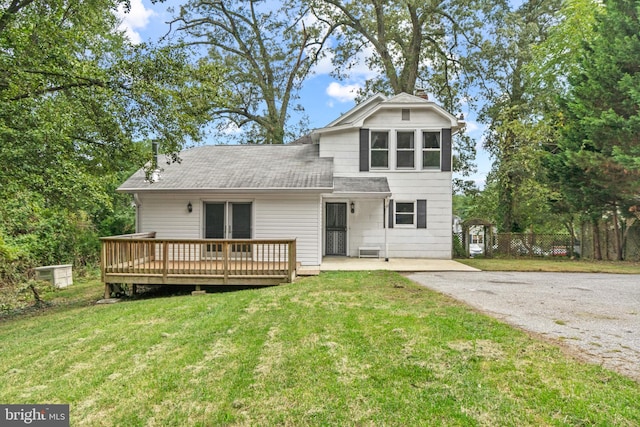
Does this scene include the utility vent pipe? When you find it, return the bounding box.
[150,141,160,183]
[152,142,159,168]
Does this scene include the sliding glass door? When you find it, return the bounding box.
[205,202,252,256]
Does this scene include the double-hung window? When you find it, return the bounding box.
[422,131,441,169]
[395,202,415,226]
[371,131,389,169]
[388,199,427,229]
[396,131,415,169]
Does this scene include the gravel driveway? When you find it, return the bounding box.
[407,271,640,381]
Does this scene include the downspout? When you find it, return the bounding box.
[133,193,142,233]
[384,196,389,262]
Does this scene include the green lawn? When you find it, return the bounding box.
[458,257,640,274]
[1,271,639,426]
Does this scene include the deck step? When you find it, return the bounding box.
[297,267,320,276]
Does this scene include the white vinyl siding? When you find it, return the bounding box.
[351,171,452,258]
[128,95,459,264]
[253,195,321,266]
[135,192,322,266]
[364,108,451,128]
[318,129,360,174]
[137,195,201,239]
[318,105,454,258]
[343,199,385,257]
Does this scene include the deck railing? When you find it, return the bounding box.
[101,234,296,296]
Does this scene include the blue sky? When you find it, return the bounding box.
[116,0,492,189]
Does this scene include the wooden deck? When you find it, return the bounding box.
[101,233,296,297]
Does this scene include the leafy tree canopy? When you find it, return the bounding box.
[174,0,331,144]
[475,0,563,231]
[552,0,640,212]
[0,0,225,279]
[546,0,640,259]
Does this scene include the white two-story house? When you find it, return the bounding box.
[117,92,464,268]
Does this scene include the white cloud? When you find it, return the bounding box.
[463,120,481,134]
[312,50,336,75]
[326,82,361,103]
[115,0,155,44]
[219,120,243,135]
[310,38,379,81]
[320,44,381,104]
[344,45,379,80]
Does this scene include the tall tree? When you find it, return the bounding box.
[0,0,224,279]
[311,0,504,109]
[0,0,224,188]
[529,0,601,93]
[309,0,508,188]
[174,0,331,144]
[476,0,562,232]
[549,0,640,259]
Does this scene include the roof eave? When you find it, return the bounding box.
[117,187,334,194]
[323,93,387,128]
[314,100,462,135]
[328,191,392,198]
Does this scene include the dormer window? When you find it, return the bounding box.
[422,131,441,169]
[370,131,389,169]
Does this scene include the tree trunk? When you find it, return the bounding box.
[604,220,610,260]
[611,206,623,261]
[29,283,44,307]
[622,217,637,261]
[593,219,602,260]
[564,221,576,258]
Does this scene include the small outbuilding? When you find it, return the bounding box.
[35,264,73,288]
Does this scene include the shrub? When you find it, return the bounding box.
[0,193,101,285]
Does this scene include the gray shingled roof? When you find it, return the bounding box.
[118,144,334,192]
[333,177,391,195]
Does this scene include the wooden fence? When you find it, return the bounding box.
[454,232,576,258]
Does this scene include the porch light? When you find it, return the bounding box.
[187,201,193,213]
[350,201,355,213]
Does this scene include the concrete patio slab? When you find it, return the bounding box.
[309,257,479,273]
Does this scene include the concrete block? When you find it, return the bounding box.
[35,264,73,288]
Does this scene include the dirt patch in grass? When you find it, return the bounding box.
[447,339,506,360]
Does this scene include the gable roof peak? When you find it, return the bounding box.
[385,92,432,104]
[314,91,462,134]
[323,93,386,128]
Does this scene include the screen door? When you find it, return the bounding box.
[326,203,347,256]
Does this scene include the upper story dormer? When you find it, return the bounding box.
[313,92,464,175]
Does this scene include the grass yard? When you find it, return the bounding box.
[458,257,640,274]
[1,271,639,426]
